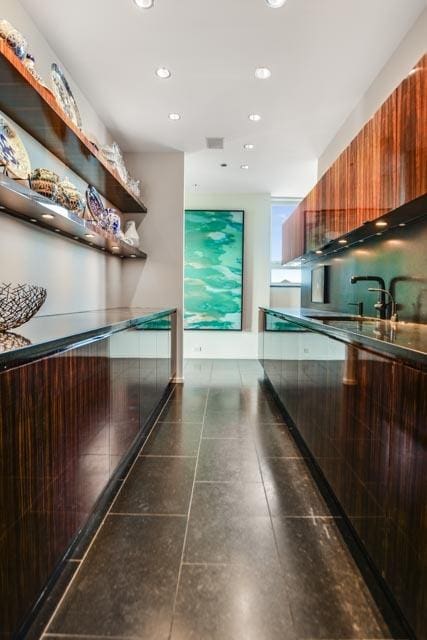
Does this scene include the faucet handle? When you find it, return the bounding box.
[348,301,364,316]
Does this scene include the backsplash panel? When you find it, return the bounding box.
[301,216,427,323]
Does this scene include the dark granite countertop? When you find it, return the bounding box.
[262,307,427,369]
[0,307,176,371]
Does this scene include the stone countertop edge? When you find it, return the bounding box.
[261,307,427,370]
[0,307,177,372]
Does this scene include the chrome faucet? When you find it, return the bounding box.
[368,288,398,322]
[350,275,386,319]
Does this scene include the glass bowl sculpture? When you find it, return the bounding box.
[0,283,47,331]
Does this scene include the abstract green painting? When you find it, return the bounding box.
[184,210,244,330]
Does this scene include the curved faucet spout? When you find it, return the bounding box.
[350,275,387,319]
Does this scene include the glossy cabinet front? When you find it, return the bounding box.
[0,312,175,638]
[260,310,427,639]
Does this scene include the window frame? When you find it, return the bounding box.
[270,197,302,288]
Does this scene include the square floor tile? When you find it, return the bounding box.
[272,516,392,639]
[262,457,331,516]
[112,457,196,515]
[197,438,261,482]
[184,482,277,566]
[143,422,202,456]
[171,563,295,640]
[253,423,302,458]
[203,411,252,438]
[48,515,186,639]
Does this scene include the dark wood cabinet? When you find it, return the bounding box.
[260,310,427,638]
[0,314,175,638]
[282,55,427,263]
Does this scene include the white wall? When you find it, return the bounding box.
[318,8,427,177]
[183,192,270,359]
[121,152,185,378]
[270,286,301,309]
[0,0,122,315]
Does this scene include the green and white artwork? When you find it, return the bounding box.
[184,210,244,330]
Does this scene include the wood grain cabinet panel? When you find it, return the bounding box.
[0,317,174,638]
[282,55,427,263]
[260,311,427,638]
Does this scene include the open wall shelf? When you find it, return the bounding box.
[0,41,147,213]
[0,174,147,259]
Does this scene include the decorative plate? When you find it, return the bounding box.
[86,185,105,222]
[0,115,31,179]
[50,63,82,129]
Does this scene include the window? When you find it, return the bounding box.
[270,198,301,286]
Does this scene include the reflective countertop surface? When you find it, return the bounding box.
[0,307,176,370]
[263,307,427,367]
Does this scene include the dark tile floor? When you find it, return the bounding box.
[42,359,393,640]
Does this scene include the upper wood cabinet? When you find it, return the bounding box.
[282,54,427,264]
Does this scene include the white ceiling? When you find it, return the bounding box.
[20,0,425,196]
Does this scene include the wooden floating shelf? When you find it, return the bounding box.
[0,174,147,259]
[0,41,147,214]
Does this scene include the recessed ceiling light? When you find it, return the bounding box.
[255,67,271,80]
[169,113,181,120]
[41,213,55,219]
[398,223,406,227]
[134,0,154,8]
[315,250,323,254]
[265,0,287,7]
[248,114,261,122]
[112,246,120,250]
[241,164,249,170]
[338,239,347,244]
[130,254,137,258]
[85,233,95,238]
[244,144,255,150]
[375,220,388,227]
[30,218,37,223]
[156,67,171,79]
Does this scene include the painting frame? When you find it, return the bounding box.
[184,209,245,331]
[311,265,330,303]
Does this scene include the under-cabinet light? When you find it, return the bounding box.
[338,239,347,244]
[375,220,388,227]
[41,213,55,219]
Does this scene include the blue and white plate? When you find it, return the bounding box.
[86,185,105,222]
[0,115,31,179]
[51,63,82,129]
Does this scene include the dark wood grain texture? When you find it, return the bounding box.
[0,317,174,638]
[282,55,427,262]
[0,41,147,213]
[260,310,427,639]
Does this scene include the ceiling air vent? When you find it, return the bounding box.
[206,137,224,150]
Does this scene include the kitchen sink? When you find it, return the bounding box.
[304,314,379,322]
